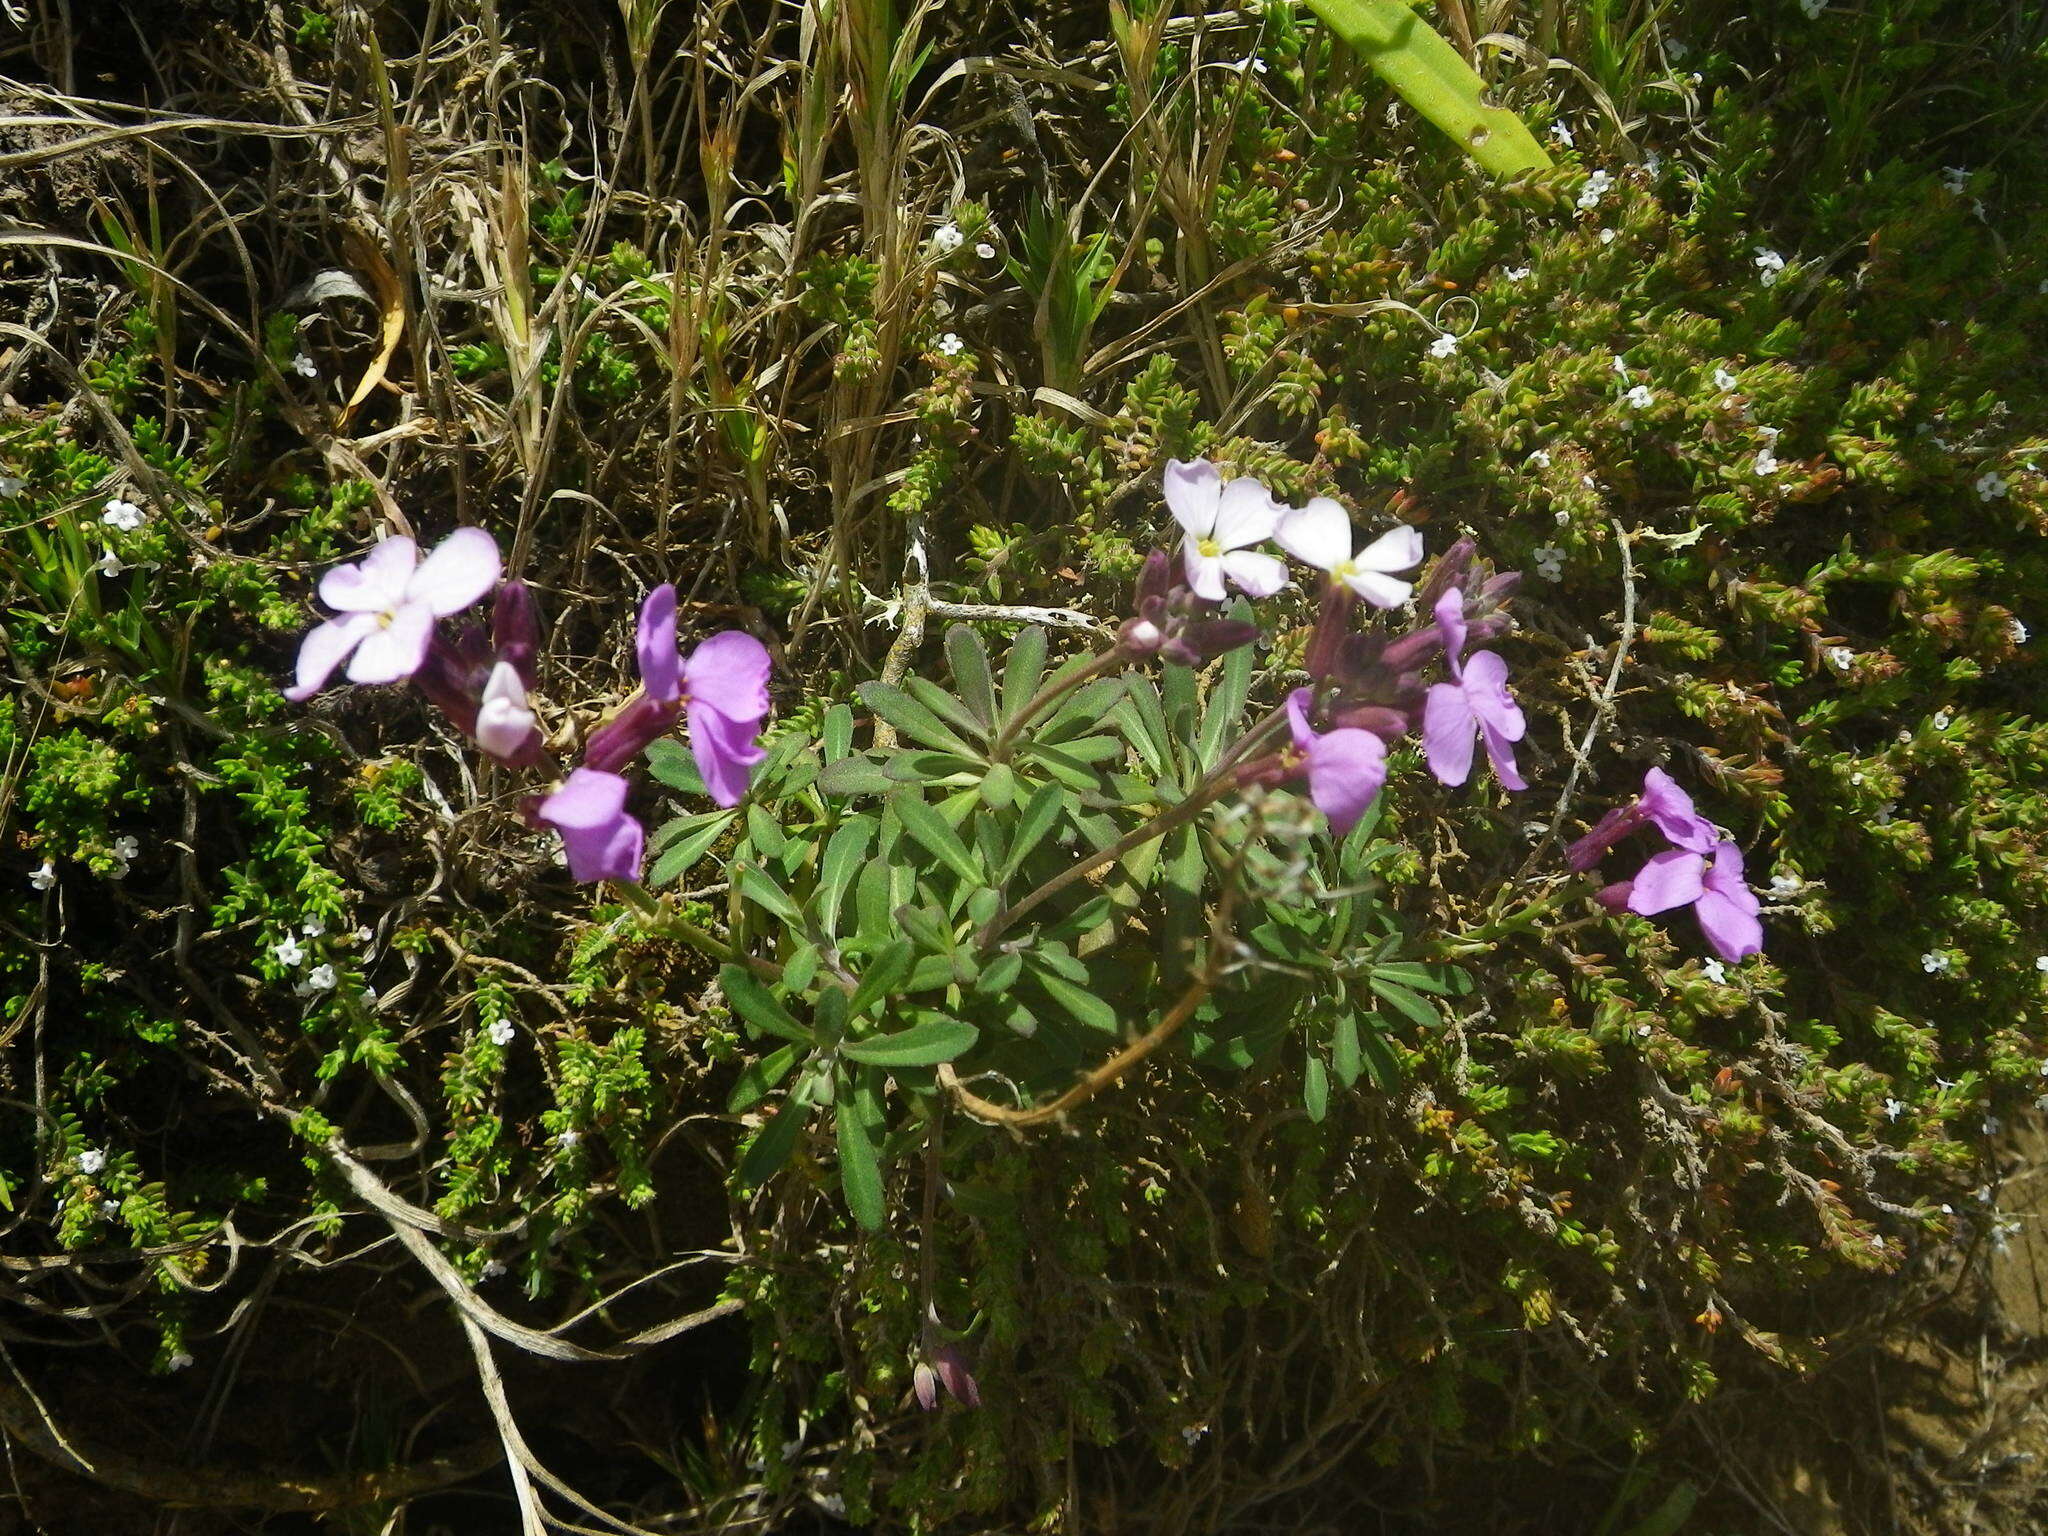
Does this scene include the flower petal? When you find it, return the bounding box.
[689,698,767,808]
[1625,849,1707,915]
[1306,729,1388,834]
[1696,887,1763,961]
[1273,496,1352,572]
[1284,687,1316,753]
[1640,767,1716,852]
[406,527,502,617]
[318,537,417,612]
[1182,544,1227,602]
[558,810,643,884]
[1353,523,1425,575]
[637,584,681,702]
[1220,549,1288,598]
[284,613,378,700]
[1422,682,1476,786]
[682,629,772,724]
[1341,569,1413,609]
[1461,651,1526,739]
[1162,458,1223,538]
[345,602,435,684]
[1212,477,1282,550]
[475,662,538,761]
[1478,718,1528,791]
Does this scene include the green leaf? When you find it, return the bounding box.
[1000,626,1048,725]
[849,939,914,1018]
[817,817,875,935]
[644,737,706,796]
[1002,782,1067,882]
[893,793,983,884]
[737,1094,812,1188]
[979,761,1018,811]
[975,951,1023,995]
[1300,0,1552,178]
[905,676,991,747]
[1370,961,1458,996]
[647,812,734,886]
[945,624,998,726]
[1196,631,1256,770]
[744,805,787,859]
[823,702,855,762]
[857,681,977,755]
[1332,1012,1362,1089]
[738,865,804,927]
[842,1017,979,1066]
[817,754,896,797]
[836,1082,885,1230]
[727,1043,804,1113]
[1303,1054,1329,1123]
[1035,967,1120,1033]
[1358,1024,1402,1091]
[721,964,810,1044]
[1042,677,1126,742]
[1369,977,1441,1029]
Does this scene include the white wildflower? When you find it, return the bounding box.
[1533,544,1567,582]
[935,332,965,357]
[1700,958,1727,984]
[1883,1098,1905,1121]
[167,1352,195,1372]
[1644,150,1663,177]
[1668,39,1689,60]
[1754,448,1780,475]
[930,222,964,255]
[0,474,20,497]
[1550,122,1575,148]
[1753,248,1786,285]
[1598,228,1617,245]
[557,1129,581,1148]
[1933,708,1953,731]
[1985,1115,2004,1137]
[1942,166,1968,194]
[2034,955,2048,972]
[1976,469,2009,500]
[1873,800,1896,824]
[302,916,325,937]
[29,861,56,891]
[974,241,996,260]
[1827,645,1854,670]
[353,926,373,944]
[1624,383,1654,410]
[1799,0,1825,17]
[1769,873,1802,896]
[1577,170,1614,210]
[101,1198,121,1217]
[112,835,138,861]
[272,936,306,967]
[1526,448,1551,468]
[1503,265,1532,281]
[303,964,337,992]
[488,1018,516,1046]
[1713,366,1739,392]
[78,1148,106,1175]
[480,1259,508,1281]
[101,499,145,530]
[291,353,319,378]
[1920,952,1950,974]
[1427,332,1459,359]
[2010,618,2028,644]
[1757,424,1780,441]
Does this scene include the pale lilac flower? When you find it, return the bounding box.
[1273,499,1423,608]
[1550,122,1575,148]
[286,529,501,700]
[1566,767,1716,872]
[1162,460,1287,602]
[475,661,541,763]
[936,333,965,357]
[101,499,144,530]
[1422,589,1526,791]
[931,222,964,254]
[28,861,55,891]
[1624,840,1763,962]
[535,768,644,884]
[292,353,320,378]
[1284,689,1388,835]
[1533,545,1566,582]
[488,1018,516,1046]
[1427,332,1459,359]
[974,241,996,260]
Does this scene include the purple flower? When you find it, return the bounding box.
[1617,839,1764,962]
[1274,497,1424,608]
[534,768,644,884]
[1421,589,1526,790]
[1285,688,1388,834]
[914,1342,982,1411]
[1564,767,1715,871]
[285,528,501,700]
[583,586,773,805]
[1163,459,1288,602]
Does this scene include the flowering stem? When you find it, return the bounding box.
[614,880,768,975]
[987,647,1127,762]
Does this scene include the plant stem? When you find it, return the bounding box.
[988,646,1126,762]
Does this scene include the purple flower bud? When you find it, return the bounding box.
[1303,579,1359,682]
[1595,880,1634,912]
[492,579,540,690]
[914,1361,940,1411]
[1133,548,1174,611]
[932,1343,981,1408]
[412,624,489,737]
[1162,618,1258,667]
[1414,536,1477,611]
[583,691,681,775]
[1327,703,1413,741]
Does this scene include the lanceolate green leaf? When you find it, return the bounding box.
[892,792,983,884]
[836,1081,886,1230]
[1301,0,1552,179]
[841,1017,979,1066]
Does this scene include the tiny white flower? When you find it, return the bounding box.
[930,222,964,254]
[101,1198,121,1216]
[272,936,306,967]
[353,925,373,944]
[1871,1234,1886,1250]
[1611,354,1631,376]
[1942,166,1968,194]
[304,964,337,992]
[936,332,965,357]
[1984,1115,2004,1136]
[29,861,56,891]
[0,474,21,497]
[168,1352,195,1372]
[488,1018,516,1046]
[1550,122,1575,148]
[1713,366,1739,392]
[1667,38,1689,59]
[1757,425,1780,441]
[1920,951,1950,974]
[291,353,319,378]
[974,241,996,260]
[1700,958,1727,984]
[112,835,138,861]
[1624,384,1654,410]
[1754,448,1780,475]
[557,1129,581,1148]
[1643,150,1663,177]
[1533,545,1566,582]
[480,1259,508,1280]
[2010,618,2028,644]
[1753,248,1786,285]
[1526,448,1552,468]
[2034,955,2048,972]
[101,498,145,530]
[1769,873,1802,896]
[1932,708,1953,731]
[1827,646,1854,671]
[1636,1022,1652,1037]
[1427,332,1459,359]
[1883,1098,1905,1121]
[1850,772,1864,785]
[94,548,128,578]
[1181,1425,1207,1446]
[1598,228,1617,245]
[1975,470,2009,500]
[1873,800,1896,825]
[1577,170,1614,210]
[78,1148,106,1175]
[1503,265,1532,282]
[1799,0,1825,17]
[302,916,325,937]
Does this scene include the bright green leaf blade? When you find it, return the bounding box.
[1000,625,1049,725]
[892,792,983,885]
[737,1096,812,1188]
[835,1087,886,1230]
[644,737,706,796]
[727,1043,804,1113]
[841,1017,979,1066]
[849,939,914,1018]
[1332,1012,1362,1088]
[647,812,734,887]
[721,964,810,1044]
[1001,782,1067,883]
[818,817,876,935]
[857,681,978,755]
[817,754,896,797]
[1301,0,1552,179]
[1035,968,1119,1033]
[1369,976,1442,1029]
[1303,1054,1330,1123]
[944,624,998,726]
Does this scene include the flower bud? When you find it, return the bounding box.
[582,691,681,775]
[1303,578,1358,681]
[1163,618,1258,667]
[492,579,541,689]
[1327,703,1412,741]
[1415,536,1477,611]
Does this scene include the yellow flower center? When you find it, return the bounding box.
[1196,536,1222,558]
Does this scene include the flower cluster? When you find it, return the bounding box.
[1567,769,1764,962]
[285,529,771,883]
